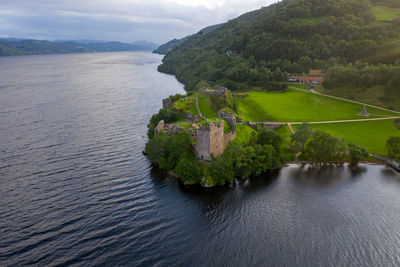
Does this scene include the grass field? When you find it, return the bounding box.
[198,96,217,118]
[233,124,256,144]
[372,6,400,21]
[276,125,296,161]
[173,98,198,116]
[237,89,398,122]
[293,120,400,155]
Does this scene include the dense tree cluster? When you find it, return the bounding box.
[291,124,369,163]
[147,128,283,187]
[147,108,180,138]
[209,129,282,184]
[323,63,400,97]
[387,136,400,160]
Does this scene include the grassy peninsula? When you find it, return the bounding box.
[147,0,400,187]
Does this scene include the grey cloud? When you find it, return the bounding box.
[0,0,276,43]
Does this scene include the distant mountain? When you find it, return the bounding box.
[131,40,158,50]
[0,38,30,43]
[0,39,158,56]
[153,24,223,55]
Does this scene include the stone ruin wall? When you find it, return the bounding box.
[196,127,211,161]
[208,122,225,160]
[223,132,236,149]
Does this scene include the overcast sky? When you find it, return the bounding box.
[0,0,278,44]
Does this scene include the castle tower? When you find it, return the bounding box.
[196,121,225,161]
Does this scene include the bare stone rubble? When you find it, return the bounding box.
[199,85,230,98]
[154,120,165,137]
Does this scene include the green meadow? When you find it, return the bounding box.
[197,95,217,118]
[236,89,398,122]
[372,6,400,21]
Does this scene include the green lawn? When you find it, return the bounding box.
[289,83,308,90]
[233,124,256,144]
[198,96,217,118]
[237,89,398,122]
[173,98,198,116]
[276,125,296,161]
[293,120,400,155]
[372,6,400,21]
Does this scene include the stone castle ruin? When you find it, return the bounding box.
[156,95,237,162]
[196,121,236,161]
[218,110,236,133]
[199,85,230,98]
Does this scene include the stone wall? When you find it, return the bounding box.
[209,121,225,159]
[196,121,226,161]
[162,98,172,109]
[223,132,236,149]
[218,110,236,133]
[196,127,211,161]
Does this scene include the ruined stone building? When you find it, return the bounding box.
[195,121,235,161]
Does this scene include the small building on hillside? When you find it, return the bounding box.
[289,75,324,87]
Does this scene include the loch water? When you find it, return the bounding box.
[1,52,400,266]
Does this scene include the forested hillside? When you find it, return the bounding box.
[158,0,400,109]
[153,24,222,55]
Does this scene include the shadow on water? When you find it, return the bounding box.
[149,165,281,207]
[380,167,400,186]
[288,163,367,188]
[236,169,280,193]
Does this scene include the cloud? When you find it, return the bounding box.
[0,0,277,43]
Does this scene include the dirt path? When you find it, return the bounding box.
[287,123,295,134]
[195,98,206,120]
[290,116,400,125]
[290,86,400,115]
[247,116,400,126]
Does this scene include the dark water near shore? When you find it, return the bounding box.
[1,52,400,266]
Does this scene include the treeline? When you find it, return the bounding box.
[291,124,369,163]
[158,0,400,91]
[147,123,372,187]
[323,63,400,96]
[147,128,282,187]
[158,49,288,91]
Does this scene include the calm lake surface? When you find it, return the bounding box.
[1,52,400,266]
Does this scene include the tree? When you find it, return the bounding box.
[291,123,313,153]
[176,158,203,185]
[304,131,346,163]
[250,144,280,175]
[148,108,180,138]
[226,143,255,178]
[209,154,235,186]
[147,132,168,166]
[387,137,400,160]
[348,143,369,164]
[256,128,282,153]
[160,131,192,170]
